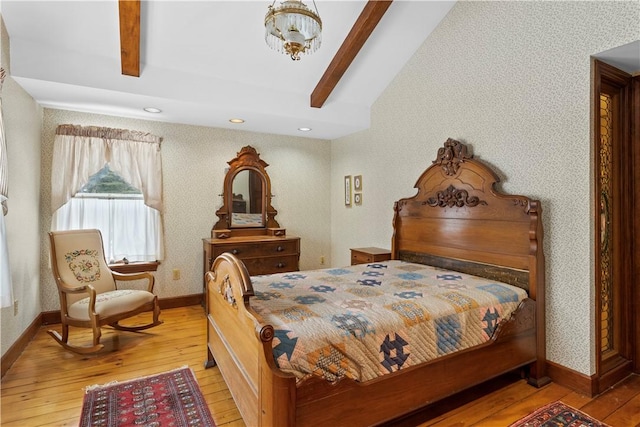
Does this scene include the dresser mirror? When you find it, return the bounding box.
[212,146,281,237]
[230,169,264,227]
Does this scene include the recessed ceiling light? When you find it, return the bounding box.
[298,127,312,132]
[229,118,245,124]
[143,107,162,113]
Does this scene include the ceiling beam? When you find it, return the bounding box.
[119,0,140,77]
[310,0,393,108]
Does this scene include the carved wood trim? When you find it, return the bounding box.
[213,146,280,233]
[433,138,472,176]
[258,324,275,343]
[220,274,237,308]
[493,299,535,343]
[398,251,529,292]
[426,185,487,208]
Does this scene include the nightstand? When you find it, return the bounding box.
[350,247,391,265]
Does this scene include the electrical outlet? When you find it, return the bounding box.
[13,300,18,316]
[320,255,325,265]
[172,269,180,280]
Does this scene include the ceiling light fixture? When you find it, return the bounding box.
[265,0,322,61]
[143,107,162,113]
[298,127,312,132]
[229,118,245,124]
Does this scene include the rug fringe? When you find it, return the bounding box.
[83,365,191,394]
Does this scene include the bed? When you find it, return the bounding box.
[204,138,549,426]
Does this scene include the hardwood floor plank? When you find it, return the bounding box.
[580,374,640,421]
[472,383,574,426]
[1,306,637,427]
[553,390,594,409]
[426,378,540,426]
[601,383,640,426]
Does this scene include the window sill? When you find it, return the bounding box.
[109,261,160,274]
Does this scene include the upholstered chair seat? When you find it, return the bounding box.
[67,289,157,320]
[47,229,162,353]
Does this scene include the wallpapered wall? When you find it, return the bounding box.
[2,2,638,376]
[39,109,332,312]
[0,16,44,356]
[330,1,639,376]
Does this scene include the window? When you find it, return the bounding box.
[51,125,163,262]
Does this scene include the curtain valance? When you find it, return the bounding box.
[51,124,163,214]
[55,124,162,144]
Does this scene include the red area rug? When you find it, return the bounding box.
[509,401,610,427]
[80,366,216,426]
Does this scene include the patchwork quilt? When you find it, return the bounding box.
[250,260,527,383]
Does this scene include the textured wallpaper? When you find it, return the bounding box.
[0,16,44,356]
[40,109,332,312]
[331,1,639,375]
[4,1,639,375]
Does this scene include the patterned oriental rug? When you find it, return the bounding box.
[80,366,216,427]
[509,401,610,427]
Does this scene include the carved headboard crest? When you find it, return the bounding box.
[433,138,472,176]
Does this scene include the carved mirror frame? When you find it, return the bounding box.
[212,146,280,238]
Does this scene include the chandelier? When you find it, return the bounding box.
[264,0,322,61]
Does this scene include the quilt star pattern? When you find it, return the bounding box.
[250,260,527,383]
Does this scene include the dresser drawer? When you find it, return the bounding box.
[204,236,300,290]
[244,255,299,276]
[211,239,299,259]
[350,247,391,265]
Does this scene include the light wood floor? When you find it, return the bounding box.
[2,305,639,426]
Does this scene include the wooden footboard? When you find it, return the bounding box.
[206,252,539,427]
[205,253,297,426]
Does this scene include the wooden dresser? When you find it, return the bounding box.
[203,235,300,290]
[204,145,301,293]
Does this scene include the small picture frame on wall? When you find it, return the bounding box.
[344,175,352,206]
[354,193,362,206]
[354,175,362,192]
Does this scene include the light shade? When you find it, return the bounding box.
[265,0,322,61]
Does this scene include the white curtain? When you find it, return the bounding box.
[0,67,13,308]
[51,125,163,213]
[52,197,162,262]
[51,125,164,261]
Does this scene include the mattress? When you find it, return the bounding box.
[250,260,528,383]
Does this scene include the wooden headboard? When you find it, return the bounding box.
[392,138,544,299]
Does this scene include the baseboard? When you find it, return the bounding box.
[1,314,43,378]
[546,360,597,396]
[595,359,634,394]
[1,293,204,378]
[159,293,203,309]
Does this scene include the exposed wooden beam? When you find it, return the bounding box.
[310,0,393,108]
[119,0,140,77]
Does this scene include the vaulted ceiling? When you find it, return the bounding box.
[1,1,455,139]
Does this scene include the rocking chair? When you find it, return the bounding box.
[48,229,162,353]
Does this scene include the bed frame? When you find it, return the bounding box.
[204,138,550,426]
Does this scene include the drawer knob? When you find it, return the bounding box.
[232,249,239,255]
[276,246,284,252]
[276,262,285,268]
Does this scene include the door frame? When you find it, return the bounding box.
[592,59,637,392]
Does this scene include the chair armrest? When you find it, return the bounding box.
[111,271,156,292]
[57,281,89,294]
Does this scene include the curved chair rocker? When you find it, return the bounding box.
[48,229,162,354]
